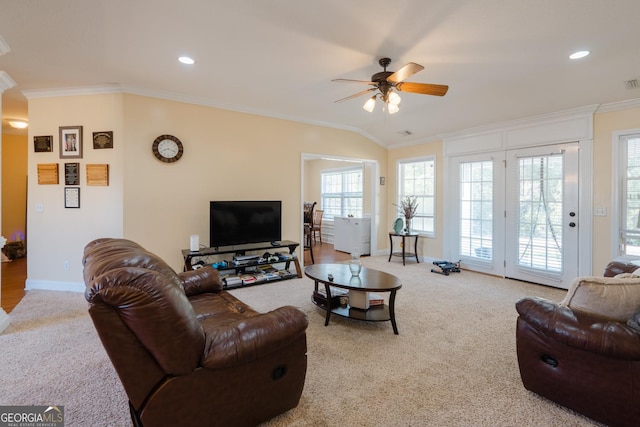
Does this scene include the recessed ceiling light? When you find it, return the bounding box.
[178,56,195,65]
[569,50,590,60]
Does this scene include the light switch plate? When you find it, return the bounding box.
[593,207,607,216]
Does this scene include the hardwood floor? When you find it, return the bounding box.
[303,241,351,265]
[1,257,27,314]
[0,242,346,314]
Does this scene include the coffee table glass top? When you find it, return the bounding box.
[304,263,402,292]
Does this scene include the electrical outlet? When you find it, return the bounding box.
[63,260,70,270]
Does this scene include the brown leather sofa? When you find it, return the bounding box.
[83,238,308,427]
[515,260,640,427]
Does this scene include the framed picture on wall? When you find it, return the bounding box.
[59,126,83,159]
[64,187,80,208]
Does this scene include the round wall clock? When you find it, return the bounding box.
[152,134,184,163]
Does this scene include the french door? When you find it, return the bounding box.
[450,142,580,289]
[504,143,579,288]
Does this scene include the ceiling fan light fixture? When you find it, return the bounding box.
[388,103,400,114]
[363,95,377,112]
[388,91,401,106]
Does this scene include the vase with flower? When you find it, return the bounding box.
[394,196,418,234]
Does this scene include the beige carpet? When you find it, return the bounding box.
[0,256,601,426]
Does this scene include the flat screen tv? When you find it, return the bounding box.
[210,200,282,247]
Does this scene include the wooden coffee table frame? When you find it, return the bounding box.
[304,263,402,334]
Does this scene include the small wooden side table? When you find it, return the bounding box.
[388,233,419,266]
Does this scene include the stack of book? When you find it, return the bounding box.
[313,287,348,309]
[368,293,384,307]
[221,267,295,288]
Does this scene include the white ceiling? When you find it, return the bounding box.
[1,0,640,146]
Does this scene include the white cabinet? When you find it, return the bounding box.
[333,217,371,255]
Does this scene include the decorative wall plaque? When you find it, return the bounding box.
[93,131,113,149]
[64,162,80,185]
[86,164,109,186]
[37,163,59,185]
[34,135,53,152]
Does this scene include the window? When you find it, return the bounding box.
[619,133,640,255]
[398,158,435,235]
[321,167,363,219]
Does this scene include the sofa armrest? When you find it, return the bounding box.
[201,306,308,369]
[603,260,640,277]
[178,266,223,296]
[516,296,640,359]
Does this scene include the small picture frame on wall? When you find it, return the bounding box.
[59,126,83,159]
[93,131,113,149]
[34,135,53,152]
[64,187,80,208]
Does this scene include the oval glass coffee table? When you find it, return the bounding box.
[304,263,402,334]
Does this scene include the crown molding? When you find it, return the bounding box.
[0,34,9,56]
[595,97,640,113]
[22,83,388,147]
[0,71,16,93]
[121,85,387,147]
[22,83,123,99]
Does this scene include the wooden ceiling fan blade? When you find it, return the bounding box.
[334,87,377,103]
[387,62,424,83]
[395,82,449,96]
[332,78,376,85]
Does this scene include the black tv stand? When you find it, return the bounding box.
[181,240,302,289]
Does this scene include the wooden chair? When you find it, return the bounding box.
[311,209,323,244]
[303,201,316,226]
[304,224,314,264]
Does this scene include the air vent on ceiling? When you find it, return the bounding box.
[398,130,413,136]
[625,79,639,90]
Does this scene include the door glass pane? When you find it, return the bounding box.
[459,161,493,260]
[623,137,640,255]
[517,155,563,272]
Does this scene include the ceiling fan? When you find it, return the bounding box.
[332,57,448,114]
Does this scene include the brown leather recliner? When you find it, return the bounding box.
[515,260,640,427]
[83,238,308,427]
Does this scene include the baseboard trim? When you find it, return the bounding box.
[25,279,84,293]
[0,309,9,333]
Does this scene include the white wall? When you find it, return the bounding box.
[26,94,124,291]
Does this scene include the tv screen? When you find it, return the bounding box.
[210,201,282,247]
